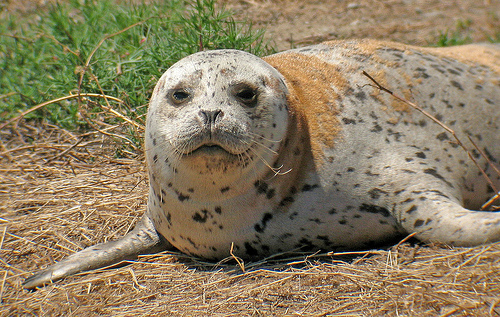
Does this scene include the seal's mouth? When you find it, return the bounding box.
[186,143,233,156]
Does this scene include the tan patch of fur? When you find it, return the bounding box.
[323,39,409,60]
[365,69,412,115]
[263,53,347,164]
[324,39,500,74]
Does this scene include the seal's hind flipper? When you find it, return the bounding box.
[23,216,171,289]
[394,188,500,246]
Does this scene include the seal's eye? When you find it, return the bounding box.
[170,89,191,105]
[235,87,257,107]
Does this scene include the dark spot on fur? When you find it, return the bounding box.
[342,117,356,124]
[416,152,426,159]
[424,168,454,188]
[220,186,230,193]
[254,180,268,194]
[355,91,367,100]
[193,210,209,223]
[436,132,449,141]
[368,188,387,200]
[431,64,445,73]
[215,206,222,214]
[328,208,337,214]
[471,149,481,159]
[254,213,273,233]
[370,123,383,133]
[365,170,380,176]
[387,129,402,141]
[405,205,417,214]
[279,196,295,206]
[244,242,258,256]
[487,185,495,194]
[178,192,190,202]
[266,188,276,199]
[402,169,416,174]
[296,238,315,249]
[450,80,463,90]
[309,218,323,224]
[414,219,425,227]
[302,184,320,191]
[402,198,414,204]
[359,204,391,217]
[186,237,198,249]
[316,235,330,243]
[483,148,497,163]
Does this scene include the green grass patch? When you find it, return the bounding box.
[0,0,274,133]
[433,19,473,47]
[432,18,500,47]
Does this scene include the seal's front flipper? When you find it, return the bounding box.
[23,216,172,289]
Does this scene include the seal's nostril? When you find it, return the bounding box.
[199,109,223,125]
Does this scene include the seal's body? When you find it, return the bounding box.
[24,40,500,288]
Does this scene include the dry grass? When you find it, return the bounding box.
[2,0,499,315]
[0,122,499,316]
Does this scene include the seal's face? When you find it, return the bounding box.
[146,50,290,188]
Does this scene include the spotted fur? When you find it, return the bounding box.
[24,39,500,288]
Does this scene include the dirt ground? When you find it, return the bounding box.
[2,0,500,50]
[1,0,500,316]
[225,0,500,51]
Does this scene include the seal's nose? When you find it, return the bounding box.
[199,109,224,126]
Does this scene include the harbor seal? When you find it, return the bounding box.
[23,39,500,289]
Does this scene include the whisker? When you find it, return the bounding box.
[241,137,279,156]
[248,131,283,144]
[247,145,292,177]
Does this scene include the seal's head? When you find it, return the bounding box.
[146,50,290,196]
